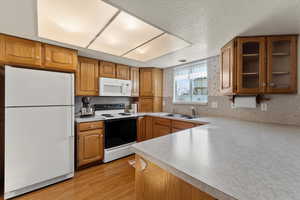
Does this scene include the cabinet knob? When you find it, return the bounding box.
[46,57,50,61]
[36,56,40,59]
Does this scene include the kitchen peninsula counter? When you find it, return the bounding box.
[133,117,300,200]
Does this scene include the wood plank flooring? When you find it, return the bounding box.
[13,156,136,200]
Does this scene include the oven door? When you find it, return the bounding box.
[104,118,137,149]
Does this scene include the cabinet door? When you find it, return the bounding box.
[236,37,266,94]
[1,35,42,67]
[99,61,116,78]
[153,118,171,137]
[220,40,236,94]
[139,97,153,112]
[140,68,153,96]
[137,117,146,142]
[44,44,78,72]
[145,117,153,140]
[78,129,104,167]
[267,36,297,93]
[153,97,162,112]
[152,68,163,97]
[116,64,130,80]
[135,155,216,200]
[135,155,168,200]
[131,67,140,97]
[76,57,99,96]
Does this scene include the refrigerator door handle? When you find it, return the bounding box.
[70,106,75,137]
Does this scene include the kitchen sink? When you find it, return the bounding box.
[165,113,195,119]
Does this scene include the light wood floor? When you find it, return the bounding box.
[13,156,136,200]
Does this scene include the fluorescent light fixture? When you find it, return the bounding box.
[88,11,163,56]
[124,33,190,62]
[37,0,118,47]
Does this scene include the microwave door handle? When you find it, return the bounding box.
[121,84,124,96]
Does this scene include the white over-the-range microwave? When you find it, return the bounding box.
[99,77,132,96]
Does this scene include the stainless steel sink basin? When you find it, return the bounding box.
[165,113,195,119]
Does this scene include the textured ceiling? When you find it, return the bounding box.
[105,0,300,67]
[1,0,300,68]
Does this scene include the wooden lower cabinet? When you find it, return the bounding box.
[172,120,195,130]
[137,117,146,142]
[77,121,104,168]
[138,116,205,142]
[135,155,216,200]
[153,123,171,138]
[152,117,171,138]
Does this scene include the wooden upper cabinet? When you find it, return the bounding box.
[221,35,297,95]
[116,64,130,80]
[99,61,116,78]
[140,68,153,96]
[76,57,99,96]
[153,97,162,112]
[236,37,266,94]
[44,44,78,72]
[140,68,163,97]
[139,97,153,112]
[0,35,42,67]
[267,36,297,93]
[220,40,236,94]
[130,67,140,97]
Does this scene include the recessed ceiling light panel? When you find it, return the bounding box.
[88,11,163,56]
[124,33,190,62]
[37,0,118,47]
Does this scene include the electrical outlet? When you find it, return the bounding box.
[261,103,267,112]
[211,101,218,108]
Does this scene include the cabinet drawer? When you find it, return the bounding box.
[79,121,104,131]
[153,117,171,127]
[172,120,195,130]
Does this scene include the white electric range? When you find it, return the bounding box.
[94,104,137,163]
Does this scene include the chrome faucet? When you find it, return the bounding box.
[191,106,196,118]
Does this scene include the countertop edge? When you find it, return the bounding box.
[132,146,238,200]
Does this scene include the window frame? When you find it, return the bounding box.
[172,60,208,105]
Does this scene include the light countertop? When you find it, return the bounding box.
[132,117,300,200]
[75,112,207,123]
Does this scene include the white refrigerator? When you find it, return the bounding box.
[4,66,74,199]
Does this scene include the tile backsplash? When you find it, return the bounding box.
[75,96,135,114]
[163,56,300,126]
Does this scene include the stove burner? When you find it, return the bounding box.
[118,113,131,116]
[102,114,114,118]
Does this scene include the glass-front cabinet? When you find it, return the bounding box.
[220,35,297,95]
[236,37,266,94]
[267,36,297,93]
